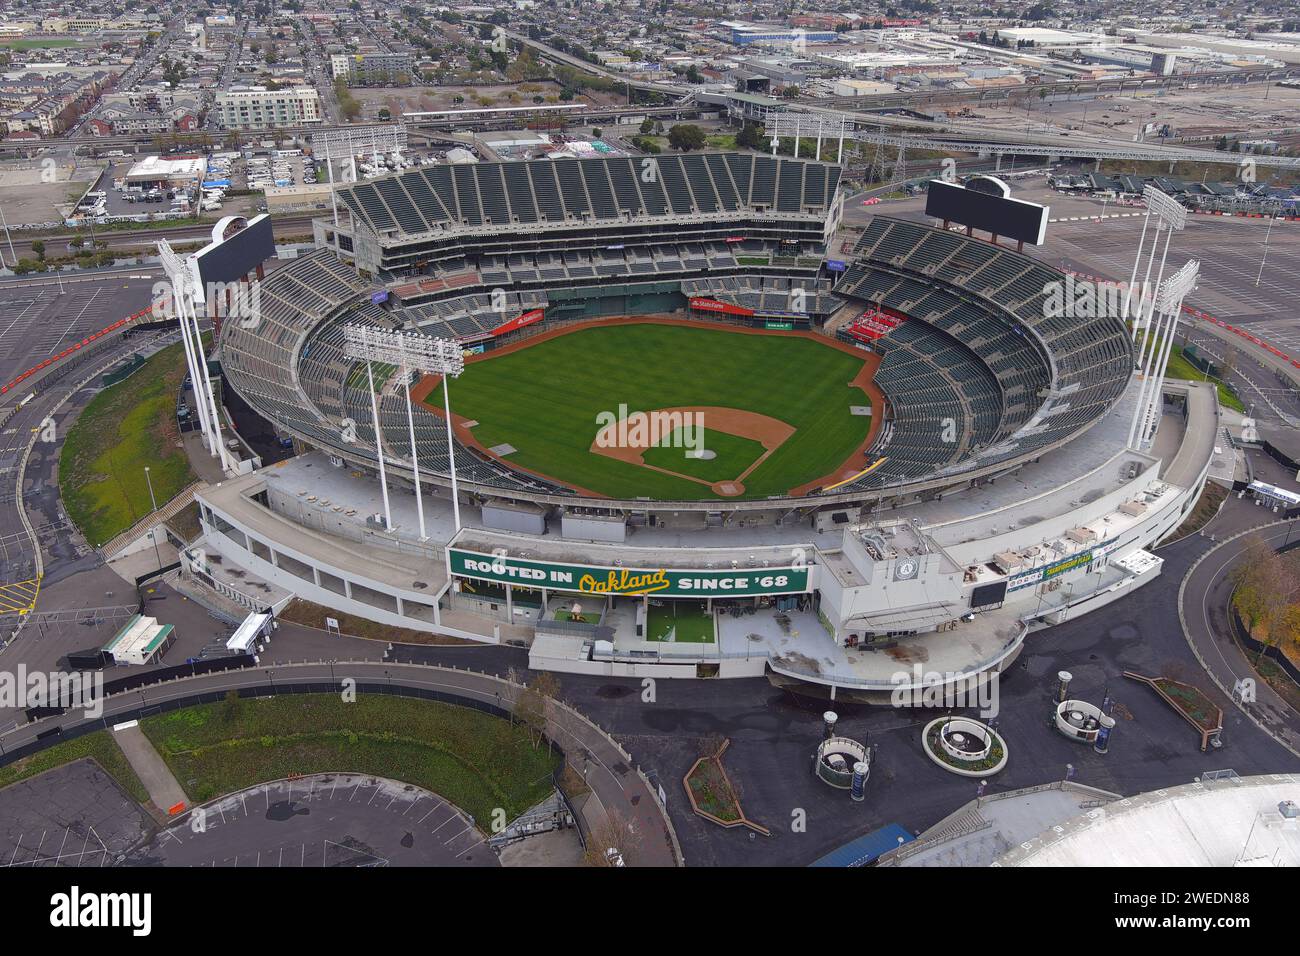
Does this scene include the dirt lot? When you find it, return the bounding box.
[945,81,1300,148]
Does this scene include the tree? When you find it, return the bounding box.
[735,122,764,150]
[667,123,706,151]
[582,809,643,867]
[639,116,654,134]
[1232,535,1297,662]
[31,240,45,259]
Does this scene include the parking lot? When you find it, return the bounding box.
[129,774,499,867]
[0,274,156,388]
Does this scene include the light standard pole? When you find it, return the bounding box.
[343,324,464,537]
[1256,213,1275,288]
[144,466,162,571]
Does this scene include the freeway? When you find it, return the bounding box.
[1,214,319,262]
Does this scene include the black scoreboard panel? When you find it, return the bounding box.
[925,180,1049,245]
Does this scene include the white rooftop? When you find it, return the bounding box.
[1000,774,1300,867]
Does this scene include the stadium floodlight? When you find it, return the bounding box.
[1127,260,1199,449]
[768,110,852,163]
[159,239,231,473]
[313,125,408,229]
[341,325,465,537]
[1125,185,1188,361]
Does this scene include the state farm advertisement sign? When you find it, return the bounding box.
[689,297,754,317]
[490,309,545,337]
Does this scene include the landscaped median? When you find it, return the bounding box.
[139,693,561,827]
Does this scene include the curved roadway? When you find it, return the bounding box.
[1181,517,1300,758]
[0,661,681,867]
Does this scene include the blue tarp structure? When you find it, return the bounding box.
[809,823,914,867]
[202,179,231,188]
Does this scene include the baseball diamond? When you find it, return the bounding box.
[419,320,881,500]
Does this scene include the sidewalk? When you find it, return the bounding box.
[112,721,188,814]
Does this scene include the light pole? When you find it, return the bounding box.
[342,324,465,537]
[1256,213,1275,288]
[144,466,162,571]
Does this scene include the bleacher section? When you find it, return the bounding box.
[336,154,842,238]
[221,250,570,497]
[680,275,838,318]
[834,217,1132,490]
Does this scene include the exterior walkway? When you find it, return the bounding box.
[112,720,188,813]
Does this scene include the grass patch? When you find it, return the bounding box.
[443,323,873,499]
[0,731,149,803]
[647,599,715,643]
[141,693,560,826]
[1140,334,1244,412]
[1167,481,1228,541]
[554,609,600,623]
[1166,345,1244,412]
[59,339,199,546]
[276,598,474,645]
[641,426,766,484]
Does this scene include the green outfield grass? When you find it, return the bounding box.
[647,600,715,643]
[641,426,767,484]
[441,323,873,499]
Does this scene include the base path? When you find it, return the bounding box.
[112,720,188,814]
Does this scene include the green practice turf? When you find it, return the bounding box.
[440,323,873,499]
[647,600,715,643]
[640,426,767,484]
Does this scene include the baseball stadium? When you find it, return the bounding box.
[194,152,1216,701]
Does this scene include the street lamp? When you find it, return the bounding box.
[144,466,162,571]
[342,324,465,537]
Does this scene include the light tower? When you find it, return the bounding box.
[341,324,466,537]
[1123,185,1187,364]
[1127,260,1200,449]
[158,239,231,473]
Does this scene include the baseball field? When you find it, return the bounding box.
[429,320,880,500]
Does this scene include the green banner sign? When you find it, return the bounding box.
[1007,548,1095,592]
[764,321,795,330]
[448,548,809,597]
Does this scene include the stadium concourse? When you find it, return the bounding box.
[191,153,1220,702]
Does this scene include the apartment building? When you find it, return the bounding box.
[213,87,323,129]
[328,52,414,85]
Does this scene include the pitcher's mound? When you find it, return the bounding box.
[685,448,717,460]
